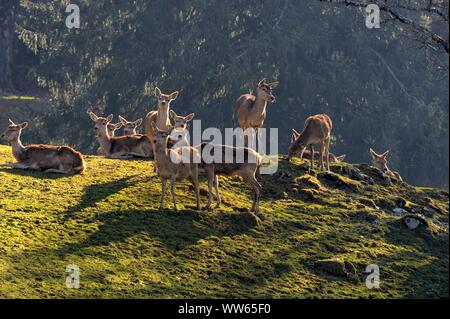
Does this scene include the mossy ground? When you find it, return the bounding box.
[0,145,448,298]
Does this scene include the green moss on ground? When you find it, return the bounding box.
[0,145,448,298]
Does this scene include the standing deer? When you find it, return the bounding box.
[118,115,143,136]
[234,79,279,149]
[199,142,263,220]
[169,110,195,147]
[145,87,179,156]
[0,119,85,174]
[90,112,151,159]
[97,121,123,156]
[287,114,333,171]
[369,148,403,182]
[151,122,201,211]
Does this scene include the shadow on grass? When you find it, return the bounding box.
[61,177,137,221]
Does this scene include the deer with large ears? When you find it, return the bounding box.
[169,110,195,147]
[97,121,123,156]
[145,87,179,156]
[0,119,85,174]
[89,112,151,159]
[234,79,279,148]
[369,148,403,182]
[287,114,333,172]
[151,122,201,211]
[118,115,143,136]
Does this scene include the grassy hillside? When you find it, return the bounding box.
[0,144,448,299]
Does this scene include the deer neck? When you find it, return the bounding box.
[153,141,171,171]
[254,93,268,115]
[97,127,112,154]
[10,134,26,160]
[156,104,171,130]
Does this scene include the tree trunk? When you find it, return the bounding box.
[0,1,16,93]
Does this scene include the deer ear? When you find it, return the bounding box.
[169,110,177,119]
[118,115,127,124]
[292,129,300,138]
[115,122,123,129]
[155,87,162,98]
[369,148,377,158]
[381,150,390,158]
[258,78,267,87]
[336,155,346,162]
[185,113,195,122]
[106,114,113,122]
[134,118,143,127]
[19,122,28,129]
[89,112,98,122]
[169,91,179,100]
[268,81,279,89]
[8,119,15,125]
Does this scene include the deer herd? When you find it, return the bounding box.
[1,79,404,220]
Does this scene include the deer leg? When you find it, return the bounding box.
[205,168,214,209]
[325,137,331,171]
[160,178,167,210]
[190,174,201,211]
[309,145,314,172]
[170,176,177,211]
[1,162,33,170]
[319,143,325,172]
[214,174,221,208]
[242,173,263,219]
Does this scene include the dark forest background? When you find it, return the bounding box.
[0,0,448,188]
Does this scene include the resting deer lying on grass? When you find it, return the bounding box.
[97,121,123,156]
[90,112,151,159]
[199,142,263,219]
[0,119,85,174]
[369,148,403,183]
[119,115,143,136]
[151,122,201,211]
[287,114,333,171]
[145,87,179,156]
[169,110,195,147]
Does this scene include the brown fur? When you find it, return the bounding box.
[152,123,200,211]
[369,148,403,183]
[297,149,346,163]
[144,87,179,157]
[234,79,279,146]
[89,112,151,159]
[287,114,333,171]
[199,142,263,219]
[1,120,85,174]
[119,115,143,136]
[97,122,123,156]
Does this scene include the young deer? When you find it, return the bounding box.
[287,114,333,171]
[234,79,279,148]
[151,122,201,211]
[90,112,151,159]
[0,119,85,174]
[199,142,263,219]
[145,87,179,156]
[118,115,143,136]
[169,110,195,147]
[369,148,403,183]
[97,122,123,156]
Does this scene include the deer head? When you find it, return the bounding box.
[89,112,113,137]
[369,148,390,172]
[287,128,305,161]
[169,110,195,131]
[119,115,143,135]
[1,119,28,143]
[155,87,179,110]
[256,78,279,103]
[151,122,171,147]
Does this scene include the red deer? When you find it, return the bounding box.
[287,114,333,171]
[369,148,403,182]
[151,122,201,211]
[199,142,263,220]
[1,119,85,174]
[89,112,151,159]
[234,79,279,148]
[169,110,195,147]
[118,115,143,136]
